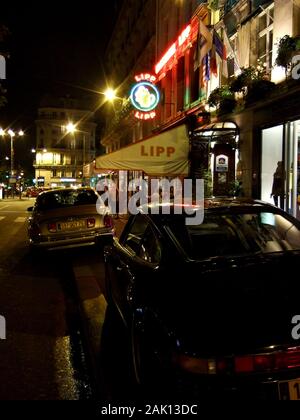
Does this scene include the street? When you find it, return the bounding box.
[0,198,97,400]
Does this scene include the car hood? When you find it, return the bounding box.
[158,252,300,357]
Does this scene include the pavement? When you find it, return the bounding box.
[71,215,128,390]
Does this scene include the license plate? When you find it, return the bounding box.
[58,220,86,231]
[279,379,300,400]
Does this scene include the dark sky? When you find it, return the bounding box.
[0,0,122,172]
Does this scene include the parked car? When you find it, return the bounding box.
[27,187,114,250]
[104,198,300,400]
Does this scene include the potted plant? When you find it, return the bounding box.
[208,86,237,116]
[275,35,300,79]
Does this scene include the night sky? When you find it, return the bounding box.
[0,0,122,174]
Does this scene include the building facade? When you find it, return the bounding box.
[97,0,300,220]
[34,96,97,188]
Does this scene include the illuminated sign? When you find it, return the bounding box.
[135,111,156,120]
[130,74,160,120]
[135,73,156,83]
[155,24,191,74]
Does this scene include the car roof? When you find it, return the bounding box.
[38,187,95,196]
[138,198,276,213]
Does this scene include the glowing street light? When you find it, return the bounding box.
[65,122,77,134]
[104,88,117,102]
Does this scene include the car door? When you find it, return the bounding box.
[107,214,163,325]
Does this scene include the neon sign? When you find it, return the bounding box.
[130,74,160,120]
[155,24,191,74]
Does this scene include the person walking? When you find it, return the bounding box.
[271,161,285,209]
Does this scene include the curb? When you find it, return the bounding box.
[72,262,107,394]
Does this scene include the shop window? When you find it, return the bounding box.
[261,125,283,206]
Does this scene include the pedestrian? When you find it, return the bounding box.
[271,161,285,209]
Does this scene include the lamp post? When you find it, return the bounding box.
[0,128,24,196]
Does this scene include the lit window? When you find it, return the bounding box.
[257,5,274,72]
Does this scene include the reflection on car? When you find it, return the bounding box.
[104,198,300,400]
[27,187,114,250]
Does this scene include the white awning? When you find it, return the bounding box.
[96,125,189,176]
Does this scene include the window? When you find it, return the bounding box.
[176,56,185,112]
[123,215,149,254]
[123,215,162,264]
[138,226,162,264]
[190,44,200,103]
[167,211,300,260]
[164,70,173,119]
[257,5,273,71]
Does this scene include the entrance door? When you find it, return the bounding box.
[261,122,300,220]
[285,121,300,219]
[261,125,284,208]
[213,143,235,196]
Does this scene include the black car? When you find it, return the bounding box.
[103,199,300,400]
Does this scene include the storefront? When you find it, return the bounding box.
[190,122,240,196]
[261,121,300,220]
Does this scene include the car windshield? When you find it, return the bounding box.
[166,210,300,260]
[36,189,98,210]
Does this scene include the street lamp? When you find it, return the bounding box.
[0,128,24,197]
[64,122,88,181]
[7,129,24,177]
[104,88,117,102]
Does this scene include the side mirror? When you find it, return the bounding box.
[27,207,34,212]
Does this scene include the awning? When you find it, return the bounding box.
[96,124,189,176]
[193,121,239,141]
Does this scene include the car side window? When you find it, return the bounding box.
[123,214,149,254]
[138,225,162,264]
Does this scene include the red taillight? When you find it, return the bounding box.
[47,222,57,233]
[235,347,300,374]
[104,215,114,229]
[235,356,254,373]
[254,355,274,371]
[87,218,95,228]
[275,349,300,370]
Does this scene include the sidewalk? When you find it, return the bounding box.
[71,216,129,391]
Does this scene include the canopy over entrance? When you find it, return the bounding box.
[193,121,239,144]
[96,125,189,176]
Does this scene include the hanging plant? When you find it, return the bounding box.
[208,86,237,115]
[245,79,276,105]
[275,35,300,78]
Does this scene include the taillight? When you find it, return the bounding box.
[104,215,114,229]
[87,218,95,228]
[275,348,300,370]
[47,222,57,233]
[235,347,300,374]
[175,354,217,375]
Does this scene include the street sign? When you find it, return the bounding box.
[9,177,16,184]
